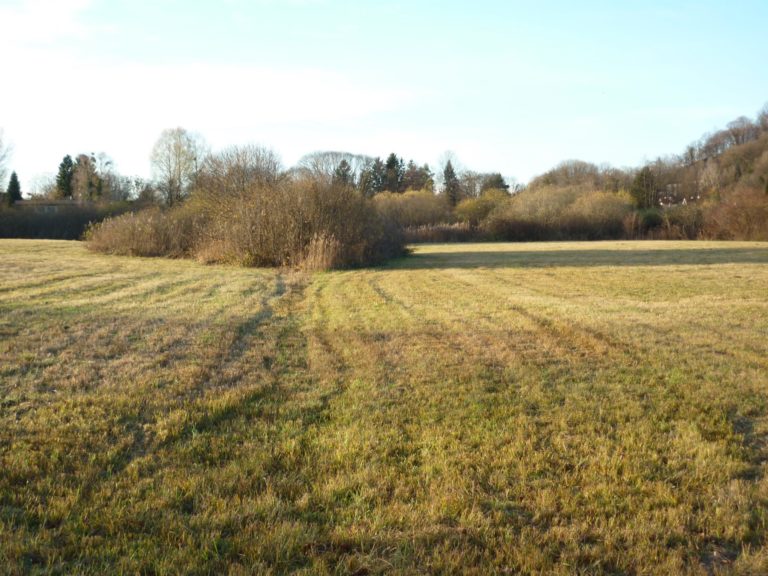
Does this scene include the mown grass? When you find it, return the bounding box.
[1,239,768,574]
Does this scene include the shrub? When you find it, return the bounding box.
[455,189,509,226]
[639,208,664,230]
[560,191,633,239]
[0,202,132,240]
[87,169,405,270]
[483,186,585,240]
[622,208,665,239]
[85,205,205,257]
[659,205,705,239]
[301,233,344,271]
[373,190,449,229]
[703,187,768,240]
[404,222,484,243]
[482,185,617,241]
[194,176,403,268]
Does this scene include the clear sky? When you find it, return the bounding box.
[1,0,767,192]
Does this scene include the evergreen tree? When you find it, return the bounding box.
[481,173,509,193]
[333,159,353,186]
[402,161,434,191]
[55,155,75,199]
[6,171,21,205]
[384,153,404,192]
[443,161,460,207]
[359,157,386,197]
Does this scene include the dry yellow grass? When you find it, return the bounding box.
[2,239,768,574]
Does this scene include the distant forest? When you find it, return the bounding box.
[1,103,766,267]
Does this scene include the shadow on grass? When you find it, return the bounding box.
[384,246,768,270]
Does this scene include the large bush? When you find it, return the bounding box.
[403,222,484,243]
[559,191,633,239]
[87,147,405,269]
[660,205,706,239]
[194,177,403,268]
[704,186,768,240]
[85,205,205,257]
[483,186,634,241]
[373,190,449,229]
[454,188,509,226]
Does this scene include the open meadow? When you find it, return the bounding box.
[2,239,768,574]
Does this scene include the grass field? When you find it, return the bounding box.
[2,239,768,575]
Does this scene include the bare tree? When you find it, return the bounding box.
[681,143,699,167]
[200,144,282,193]
[101,174,137,203]
[459,170,484,198]
[0,129,12,188]
[529,160,600,189]
[757,103,768,132]
[150,128,208,206]
[28,173,57,198]
[726,116,759,147]
[699,161,722,193]
[597,165,632,192]
[296,151,373,186]
[700,130,732,159]
[126,177,158,203]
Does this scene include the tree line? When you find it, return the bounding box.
[142,128,513,209]
[1,102,767,246]
[0,125,513,210]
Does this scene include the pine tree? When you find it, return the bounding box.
[443,161,460,207]
[6,171,21,205]
[55,155,75,199]
[333,159,353,186]
[359,157,386,197]
[384,153,404,192]
[402,160,434,191]
[481,173,509,193]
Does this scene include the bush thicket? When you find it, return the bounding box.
[373,190,450,229]
[84,206,204,257]
[455,189,509,226]
[0,203,133,240]
[11,106,768,250]
[704,186,768,240]
[482,186,634,241]
[403,222,482,243]
[87,147,405,269]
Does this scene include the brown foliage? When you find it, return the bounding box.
[455,189,509,226]
[85,206,205,257]
[88,146,405,269]
[373,190,449,229]
[704,187,768,240]
[404,222,483,243]
[483,187,633,241]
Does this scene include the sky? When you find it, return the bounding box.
[1,0,767,192]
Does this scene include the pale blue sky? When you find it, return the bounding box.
[1,0,767,191]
